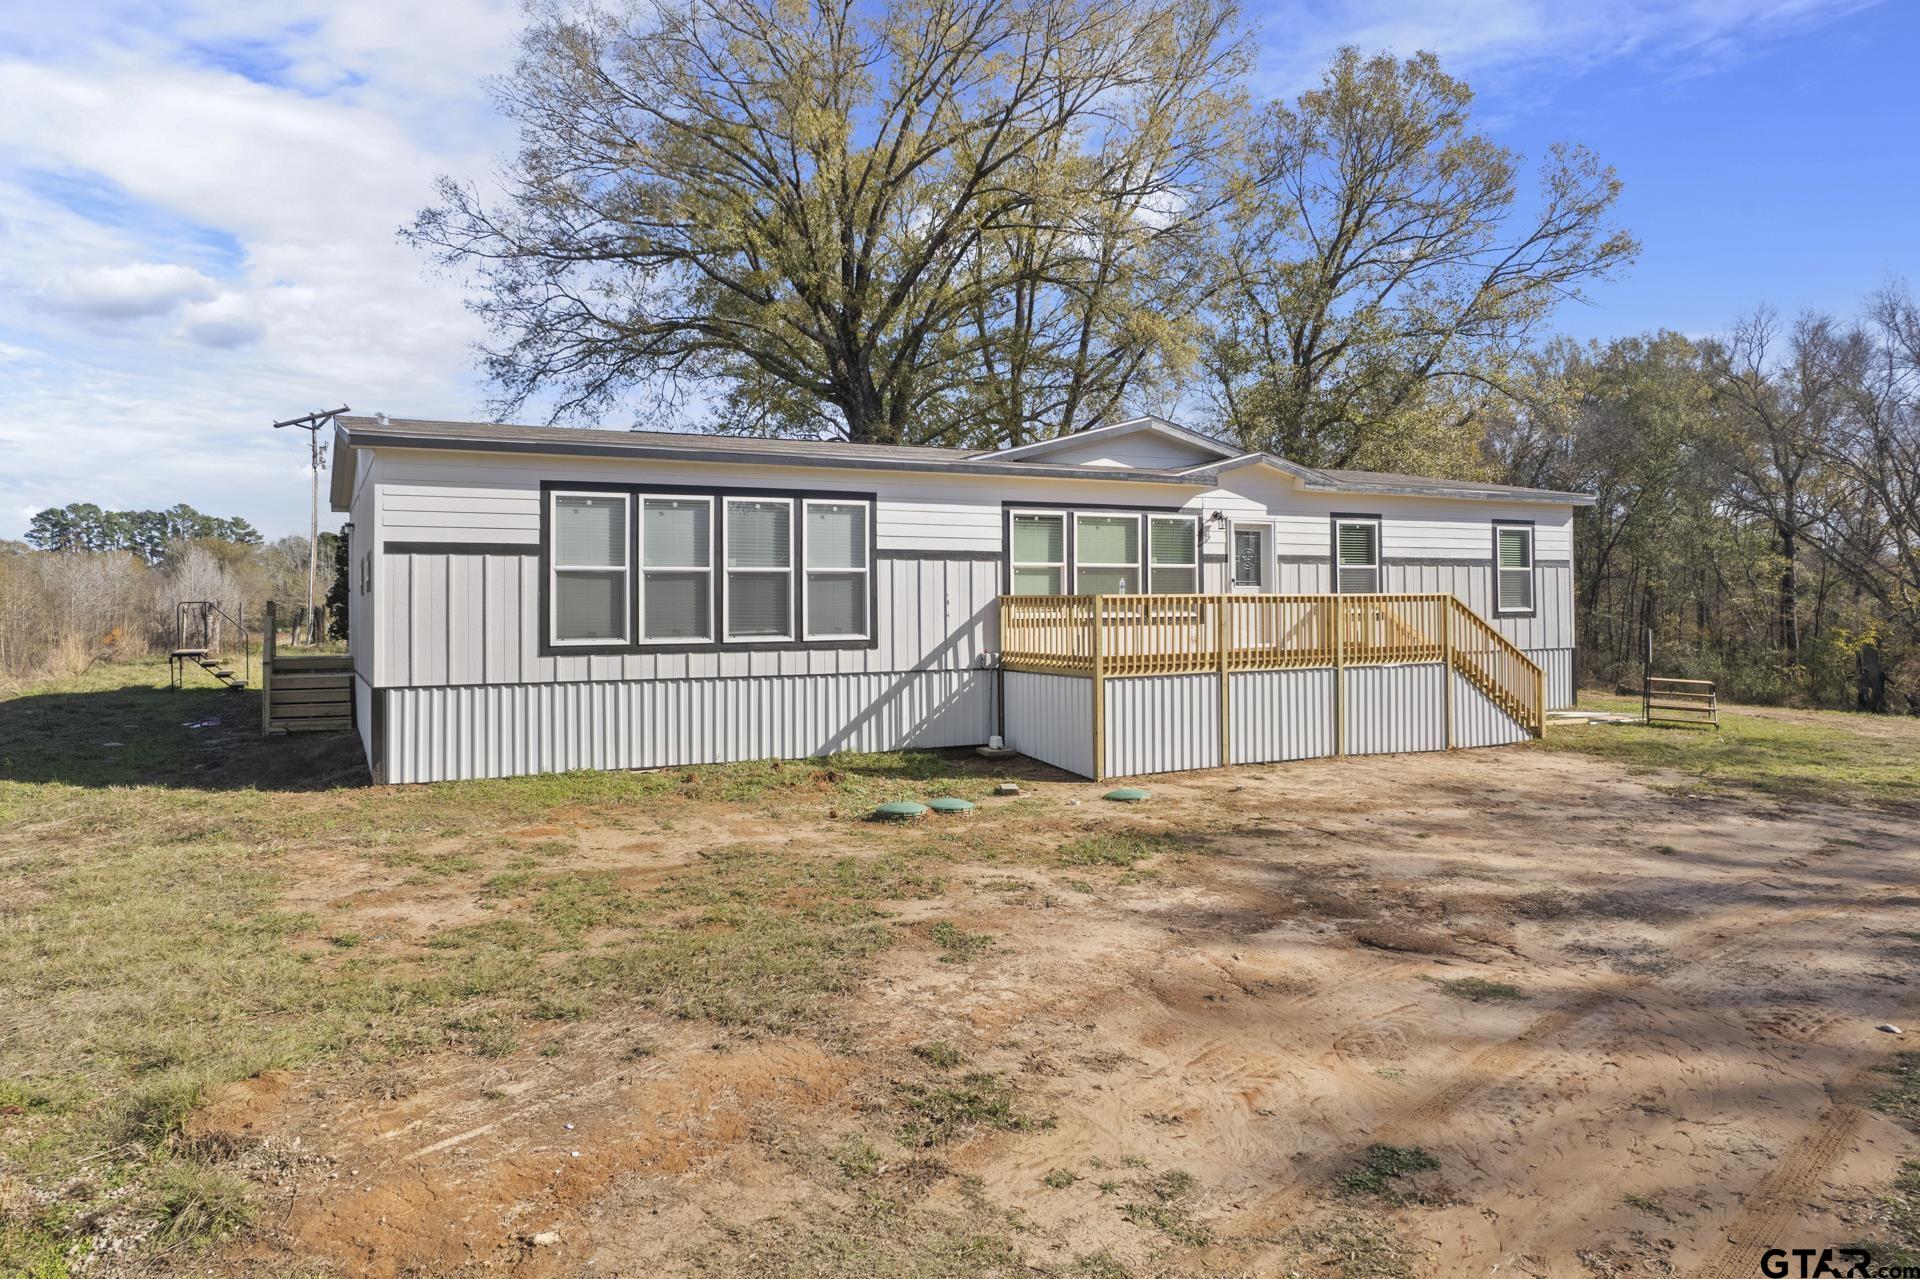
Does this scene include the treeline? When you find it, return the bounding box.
[1481,288,1920,708]
[0,513,345,690]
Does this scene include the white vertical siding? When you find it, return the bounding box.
[1451,670,1534,748]
[1002,672,1094,780]
[1383,561,1575,652]
[1103,674,1219,777]
[1343,664,1447,756]
[381,670,993,783]
[1229,668,1335,764]
[373,552,1000,689]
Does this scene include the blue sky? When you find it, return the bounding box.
[0,0,1912,540]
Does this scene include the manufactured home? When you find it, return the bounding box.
[327,415,1589,784]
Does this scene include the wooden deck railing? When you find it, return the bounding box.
[998,591,1546,738]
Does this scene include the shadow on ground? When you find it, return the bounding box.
[0,679,368,792]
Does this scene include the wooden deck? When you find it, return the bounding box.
[998,592,1545,778]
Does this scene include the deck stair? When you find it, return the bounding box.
[261,601,355,735]
[168,601,252,691]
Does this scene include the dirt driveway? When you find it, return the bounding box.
[210,743,1920,1278]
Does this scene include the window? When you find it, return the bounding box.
[1495,524,1535,614]
[725,498,793,640]
[641,497,712,641]
[804,500,869,639]
[1010,512,1066,595]
[1334,518,1379,594]
[1148,515,1198,593]
[1075,513,1140,594]
[551,493,630,644]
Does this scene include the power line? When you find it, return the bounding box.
[272,406,350,641]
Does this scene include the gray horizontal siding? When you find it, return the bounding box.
[1229,668,1335,764]
[380,671,993,783]
[1002,672,1094,780]
[1104,674,1219,777]
[375,552,998,689]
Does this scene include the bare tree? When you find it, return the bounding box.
[410,0,1244,444]
[1201,48,1637,470]
[1703,309,1860,659]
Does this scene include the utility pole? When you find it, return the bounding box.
[272,406,349,643]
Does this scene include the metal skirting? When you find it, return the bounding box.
[1229,669,1335,765]
[1452,669,1534,748]
[1005,661,1533,779]
[1002,671,1094,779]
[1529,647,1574,709]
[1105,674,1218,777]
[377,670,994,783]
[1342,664,1446,756]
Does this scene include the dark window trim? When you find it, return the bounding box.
[1492,518,1538,619]
[538,479,878,657]
[1001,499,1190,597]
[1330,512,1383,594]
[383,540,539,557]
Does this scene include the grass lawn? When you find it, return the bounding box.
[1539,691,1920,811]
[4,660,1918,1275]
[0,658,1045,1273]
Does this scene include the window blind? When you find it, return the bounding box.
[1336,520,1378,594]
[1496,526,1534,612]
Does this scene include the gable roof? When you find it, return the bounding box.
[984,415,1240,465]
[329,414,1594,510]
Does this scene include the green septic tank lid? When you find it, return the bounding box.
[928,797,974,813]
[873,800,928,821]
[1104,787,1150,803]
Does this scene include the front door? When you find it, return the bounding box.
[1230,523,1272,592]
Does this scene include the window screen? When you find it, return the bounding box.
[1496,525,1534,613]
[1148,516,1197,594]
[1010,513,1065,595]
[551,494,628,643]
[641,498,711,641]
[726,499,793,638]
[1075,514,1139,594]
[805,502,869,638]
[1335,520,1379,594]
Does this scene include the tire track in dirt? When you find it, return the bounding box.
[1234,887,1891,1247]
[1687,1104,1864,1279]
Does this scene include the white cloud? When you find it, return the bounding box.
[45,262,219,319]
[1252,0,1885,95]
[0,0,525,539]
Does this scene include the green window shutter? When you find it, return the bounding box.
[1077,515,1138,565]
[1012,514,1064,564]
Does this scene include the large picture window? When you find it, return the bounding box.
[804,500,869,639]
[1495,523,1535,614]
[551,492,629,644]
[1334,518,1380,594]
[1010,512,1066,595]
[641,496,712,641]
[1148,515,1198,593]
[725,497,794,640]
[1074,513,1140,594]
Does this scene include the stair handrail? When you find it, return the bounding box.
[173,599,253,688]
[1445,596,1544,736]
